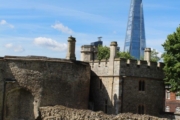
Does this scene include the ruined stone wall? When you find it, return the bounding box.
[122,77,165,116]
[0,58,5,120]
[0,56,91,120]
[39,105,166,120]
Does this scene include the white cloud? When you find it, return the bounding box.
[51,22,73,34]
[34,37,67,51]
[5,43,13,48]
[5,43,25,52]
[0,20,7,25]
[0,20,14,28]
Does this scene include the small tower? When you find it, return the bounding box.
[110,41,118,61]
[144,48,151,62]
[66,36,76,60]
[109,41,118,75]
[81,45,94,62]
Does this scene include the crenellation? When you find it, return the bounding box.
[137,60,141,65]
[157,62,164,69]
[149,61,158,68]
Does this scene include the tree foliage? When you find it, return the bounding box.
[140,49,161,62]
[97,45,110,60]
[150,49,161,62]
[97,45,133,60]
[162,27,180,92]
[117,51,134,59]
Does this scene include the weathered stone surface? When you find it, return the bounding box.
[0,56,91,120]
[88,56,165,115]
[122,77,165,116]
[39,105,166,120]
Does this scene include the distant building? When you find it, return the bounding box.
[124,0,146,59]
[91,40,103,47]
[165,86,180,113]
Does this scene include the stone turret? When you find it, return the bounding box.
[144,48,151,62]
[109,41,118,75]
[81,45,94,62]
[110,41,117,61]
[66,36,76,60]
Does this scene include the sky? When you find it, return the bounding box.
[0,0,180,60]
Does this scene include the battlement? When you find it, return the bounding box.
[90,58,164,79]
[90,58,164,69]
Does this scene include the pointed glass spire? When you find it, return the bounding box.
[124,0,146,59]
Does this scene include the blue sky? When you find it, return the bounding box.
[0,0,180,60]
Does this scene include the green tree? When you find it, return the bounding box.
[140,49,161,62]
[97,45,133,60]
[117,51,134,59]
[97,45,110,60]
[150,49,161,62]
[162,27,180,92]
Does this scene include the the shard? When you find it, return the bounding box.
[124,0,146,59]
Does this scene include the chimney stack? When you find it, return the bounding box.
[144,48,151,62]
[66,36,76,60]
[110,41,117,61]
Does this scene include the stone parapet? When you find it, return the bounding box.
[90,58,164,79]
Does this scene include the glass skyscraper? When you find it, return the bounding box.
[124,0,146,59]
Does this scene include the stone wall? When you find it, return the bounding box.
[122,77,165,116]
[39,105,166,120]
[0,59,5,120]
[0,56,91,120]
[119,58,164,79]
[89,58,164,116]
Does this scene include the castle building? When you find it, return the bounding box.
[124,0,146,59]
[81,41,165,116]
[0,36,165,119]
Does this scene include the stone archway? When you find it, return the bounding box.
[4,87,34,120]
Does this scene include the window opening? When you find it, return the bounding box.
[138,105,144,114]
[139,80,145,91]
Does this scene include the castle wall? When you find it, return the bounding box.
[90,60,122,114]
[4,82,34,120]
[89,58,164,116]
[122,77,165,116]
[119,58,164,79]
[0,56,91,120]
[0,59,5,120]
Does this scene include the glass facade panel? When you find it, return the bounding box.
[124,0,146,59]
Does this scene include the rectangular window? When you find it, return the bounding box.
[176,92,180,100]
[138,105,144,114]
[165,106,170,112]
[139,80,145,91]
[166,90,170,99]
